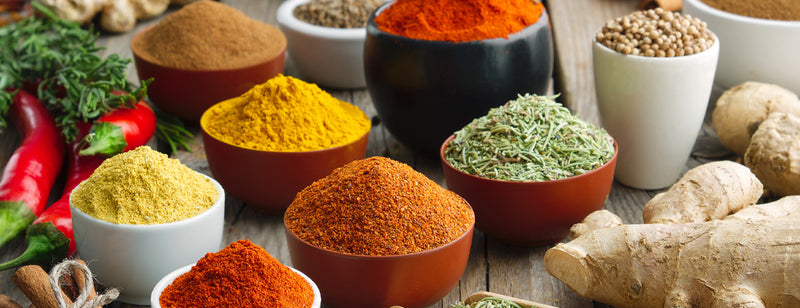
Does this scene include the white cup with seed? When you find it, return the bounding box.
[592,8,720,190]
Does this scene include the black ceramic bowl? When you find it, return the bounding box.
[364,2,554,156]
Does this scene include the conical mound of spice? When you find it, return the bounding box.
[285,157,475,256]
[131,0,286,70]
[159,239,315,308]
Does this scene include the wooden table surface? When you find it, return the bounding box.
[0,0,731,307]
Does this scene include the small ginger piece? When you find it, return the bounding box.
[131,0,169,19]
[545,196,800,308]
[100,0,136,33]
[711,81,800,156]
[744,112,800,197]
[37,0,108,24]
[642,160,763,224]
[569,210,623,239]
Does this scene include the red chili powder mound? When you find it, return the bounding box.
[374,0,545,42]
[284,157,475,256]
[159,239,314,308]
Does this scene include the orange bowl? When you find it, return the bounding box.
[284,220,474,308]
[200,112,369,214]
[440,135,618,246]
[131,27,286,122]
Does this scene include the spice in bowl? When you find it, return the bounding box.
[294,0,384,28]
[131,0,286,70]
[374,0,545,42]
[285,156,474,256]
[202,74,370,152]
[70,146,217,225]
[158,239,315,308]
[699,0,800,21]
[595,7,715,57]
[444,94,615,182]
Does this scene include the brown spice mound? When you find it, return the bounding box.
[699,0,800,21]
[132,0,287,70]
[285,157,475,256]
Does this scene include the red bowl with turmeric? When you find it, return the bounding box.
[440,135,618,246]
[130,26,286,122]
[200,125,369,215]
[284,222,474,308]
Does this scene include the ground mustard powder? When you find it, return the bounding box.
[71,146,218,225]
[202,74,371,152]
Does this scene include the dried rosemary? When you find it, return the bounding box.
[444,94,614,182]
[451,297,524,308]
[293,0,384,28]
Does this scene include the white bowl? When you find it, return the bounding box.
[70,175,225,305]
[683,0,800,94]
[150,263,322,308]
[276,0,368,89]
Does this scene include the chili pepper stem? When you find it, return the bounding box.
[78,122,127,156]
[0,222,70,271]
[0,201,36,247]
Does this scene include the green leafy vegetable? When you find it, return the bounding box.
[0,2,145,141]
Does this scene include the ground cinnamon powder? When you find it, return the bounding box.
[132,0,286,70]
[699,0,800,21]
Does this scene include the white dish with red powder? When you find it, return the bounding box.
[150,263,322,308]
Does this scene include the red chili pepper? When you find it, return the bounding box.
[0,90,65,248]
[0,99,156,270]
[78,94,157,156]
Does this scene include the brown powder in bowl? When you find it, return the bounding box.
[699,0,800,21]
[132,0,287,70]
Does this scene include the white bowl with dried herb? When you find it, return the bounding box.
[440,94,618,246]
[276,0,383,89]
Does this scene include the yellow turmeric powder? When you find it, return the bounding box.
[202,74,371,152]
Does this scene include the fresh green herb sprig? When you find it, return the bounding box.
[0,2,145,141]
[444,94,615,182]
[452,296,524,308]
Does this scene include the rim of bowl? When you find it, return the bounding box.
[69,174,225,229]
[284,209,475,260]
[150,263,322,308]
[276,0,366,40]
[684,0,800,26]
[367,0,550,44]
[199,98,371,154]
[592,31,719,62]
[439,134,619,185]
[130,26,287,73]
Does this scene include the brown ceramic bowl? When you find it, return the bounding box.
[440,135,618,246]
[200,106,369,214]
[131,27,286,122]
[284,221,474,308]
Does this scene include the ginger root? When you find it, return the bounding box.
[744,112,800,197]
[37,0,201,33]
[642,160,763,224]
[545,196,800,308]
[711,81,800,156]
[568,209,623,239]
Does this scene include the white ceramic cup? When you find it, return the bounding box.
[70,175,225,305]
[593,37,720,190]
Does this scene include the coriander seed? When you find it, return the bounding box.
[596,8,715,57]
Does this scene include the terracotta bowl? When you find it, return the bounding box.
[440,135,618,246]
[284,221,474,308]
[130,27,286,122]
[364,2,554,156]
[200,105,369,214]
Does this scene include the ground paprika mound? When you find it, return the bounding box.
[284,156,475,256]
[374,0,545,42]
[159,239,314,308]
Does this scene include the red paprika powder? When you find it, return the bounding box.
[374,0,545,42]
[284,157,474,256]
[158,239,314,308]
